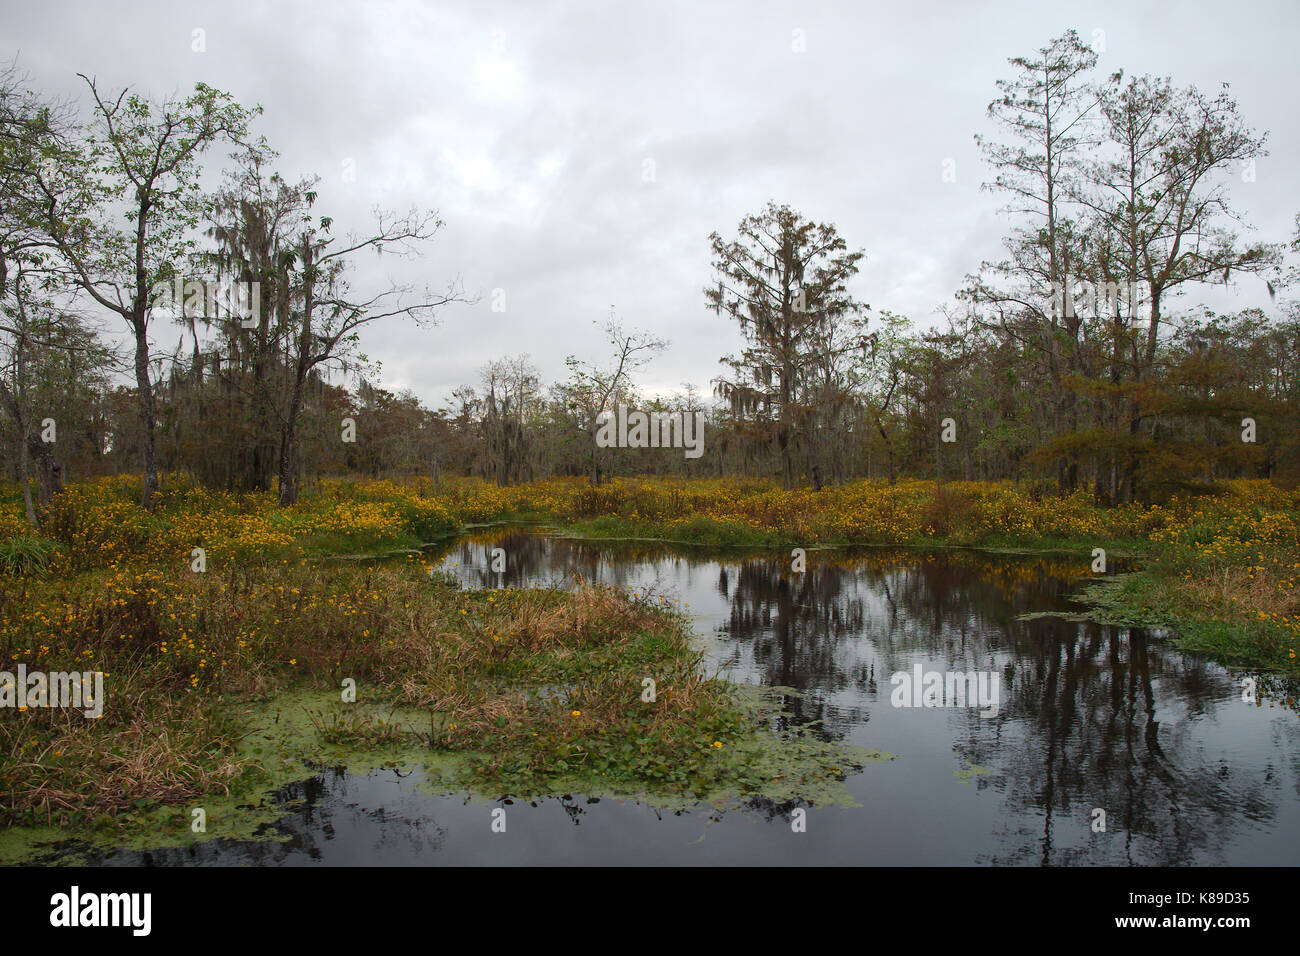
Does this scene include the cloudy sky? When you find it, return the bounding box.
[7,0,1298,409]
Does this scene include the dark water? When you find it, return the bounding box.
[76,531,1300,865]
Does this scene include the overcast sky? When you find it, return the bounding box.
[6,0,1298,409]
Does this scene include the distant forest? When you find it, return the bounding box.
[2,30,1297,520]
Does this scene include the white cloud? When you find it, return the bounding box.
[4,0,1295,409]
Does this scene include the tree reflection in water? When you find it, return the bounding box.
[51,531,1297,866]
[435,532,1297,864]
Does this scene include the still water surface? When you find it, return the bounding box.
[83,530,1300,865]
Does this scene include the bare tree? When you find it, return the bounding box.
[563,308,666,485]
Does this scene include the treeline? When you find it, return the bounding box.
[8,299,1295,498]
[2,30,1298,529]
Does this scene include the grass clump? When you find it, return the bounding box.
[0,535,62,576]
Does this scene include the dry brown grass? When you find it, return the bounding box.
[1,560,736,822]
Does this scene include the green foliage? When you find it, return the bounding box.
[0,535,61,575]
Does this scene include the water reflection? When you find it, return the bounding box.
[426,531,1300,865]
[54,531,1300,865]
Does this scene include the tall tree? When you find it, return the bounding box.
[195,147,308,492]
[479,355,541,485]
[967,30,1102,492]
[273,205,461,505]
[186,150,465,504]
[28,75,259,508]
[706,202,866,489]
[1076,75,1278,498]
[0,64,110,522]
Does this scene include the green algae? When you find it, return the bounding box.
[954,763,992,783]
[0,683,892,864]
[1016,610,1095,623]
[0,688,458,865]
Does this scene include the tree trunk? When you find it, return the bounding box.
[278,381,304,506]
[19,427,36,530]
[133,323,160,509]
[27,432,64,505]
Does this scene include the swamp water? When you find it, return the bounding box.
[19,530,1300,865]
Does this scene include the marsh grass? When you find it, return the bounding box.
[0,556,843,831]
[2,472,1297,835]
[1085,557,1300,672]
